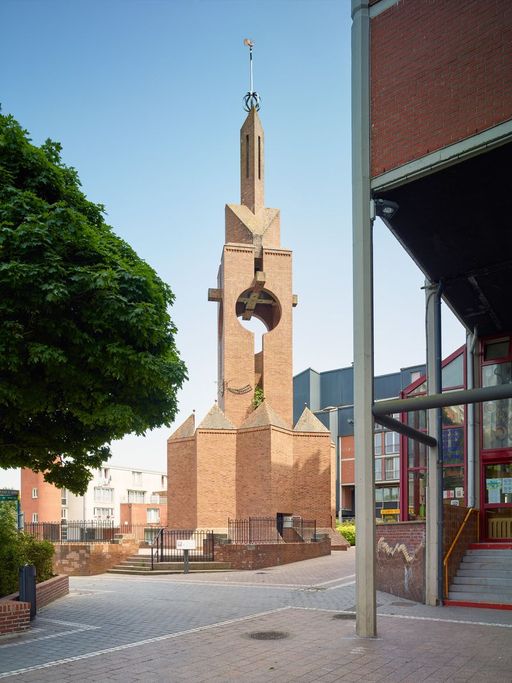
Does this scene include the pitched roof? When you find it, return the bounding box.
[168,413,195,441]
[294,406,330,433]
[197,403,236,430]
[239,401,288,430]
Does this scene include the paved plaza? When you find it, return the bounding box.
[1,549,511,681]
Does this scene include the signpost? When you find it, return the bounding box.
[176,539,196,574]
[0,489,22,530]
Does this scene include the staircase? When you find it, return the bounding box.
[446,542,512,609]
[107,554,231,575]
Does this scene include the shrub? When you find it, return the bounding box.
[0,504,55,597]
[337,521,356,546]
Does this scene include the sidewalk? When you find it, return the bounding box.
[1,551,511,682]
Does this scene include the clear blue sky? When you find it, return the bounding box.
[0,0,463,486]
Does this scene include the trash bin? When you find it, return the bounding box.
[19,564,36,620]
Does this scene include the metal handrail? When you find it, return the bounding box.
[443,508,479,598]
[150,527,165,570]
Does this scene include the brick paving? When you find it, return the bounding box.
[1,549,512,681]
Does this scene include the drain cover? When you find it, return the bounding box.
[389,601,416,607]
[246,631,289,640]
[332,612,356,620]
[255,572,267,575]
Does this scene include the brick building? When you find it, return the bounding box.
[167,104,338,536]
[20,465,167,529]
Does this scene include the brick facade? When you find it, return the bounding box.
[0,600,30,636]
[214,538,330,570]
[52,536,138,576]
[21,469,61,523]
[168,108,335,533]
[371,0,512,177]
[376,521,426,603]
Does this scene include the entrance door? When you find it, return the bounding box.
[482,460,512,540]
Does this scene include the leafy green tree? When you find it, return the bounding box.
[0,112,187,493]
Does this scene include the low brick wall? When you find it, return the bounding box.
[214,539,330,570]
[37,574,69,608]
[53,536,139,576]
[376,521,426,603]
[0,600,30,636]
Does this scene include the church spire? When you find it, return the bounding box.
[240,108,264,214]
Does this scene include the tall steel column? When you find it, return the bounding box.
[425,281,442,605]
[351,0,376,637]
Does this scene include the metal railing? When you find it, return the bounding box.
[150,529,215,569]
[24,520,117,543]
[443,508,479,598]
[227,516,317,544]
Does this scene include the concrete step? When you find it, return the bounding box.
[447,590,512,604]
[457,568,512,579]
[450,583,512,597]
[461,559,512,569]
[453,575,512,587]
[466,549,512,558]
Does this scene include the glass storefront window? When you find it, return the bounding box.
[485,463,512,504]
[482,362,512,449]
[443,466,464,502]
[442,354,464,389]
[408,470,426,519]
[442,404,464,426]
[406,409,427,431]
[408,439,426,469]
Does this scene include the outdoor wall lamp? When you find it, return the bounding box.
[370,197,399,221]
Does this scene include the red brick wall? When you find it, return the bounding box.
[21,469,61,523]
[197,429,237,528]
[293,432,333,527]
[0,600,30,635]
[376,521,426,603]
[168,436,197,528]
[215,538,330,570]
[371,0,512,177]
[53,537,138,576]
[120,502,167,527]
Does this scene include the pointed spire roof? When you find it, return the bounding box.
[294,407,330,433]
[240,400,288,430]
[198,403,236,430]
[168,413,195,441]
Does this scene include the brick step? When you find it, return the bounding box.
[447,590,512,605]
[453,575,512,587]
[107,564,232,576]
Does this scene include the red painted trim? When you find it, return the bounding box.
[444,600,512,611]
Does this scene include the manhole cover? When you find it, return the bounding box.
[332,612,356,620]
[246,630,289,640]
[255,572,267,575]
[389,601,416,607]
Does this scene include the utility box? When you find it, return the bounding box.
[19,564,36,620]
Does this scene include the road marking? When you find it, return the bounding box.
[0,607,292,679]
[289,606,512,629]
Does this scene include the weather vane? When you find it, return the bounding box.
[243,38,261,112]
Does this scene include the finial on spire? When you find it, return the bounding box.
[243,38,261,112]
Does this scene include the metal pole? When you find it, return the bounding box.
[184,549,189,574]
[425,281,442,605]
[352,0,376,638]
[249,46,253,94]
[466,330,477,507]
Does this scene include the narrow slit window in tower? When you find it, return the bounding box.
[246,135,250,178]
[258,136,261,180]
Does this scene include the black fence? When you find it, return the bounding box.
[23,521,164,544]
[151,529,215,568]
[227,516,317,544]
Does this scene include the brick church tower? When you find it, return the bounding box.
[167,70,336,534]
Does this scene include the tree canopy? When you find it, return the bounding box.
[0,112,187,494]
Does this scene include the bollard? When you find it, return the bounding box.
[19,564,37,620]
[183,548,189,574]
